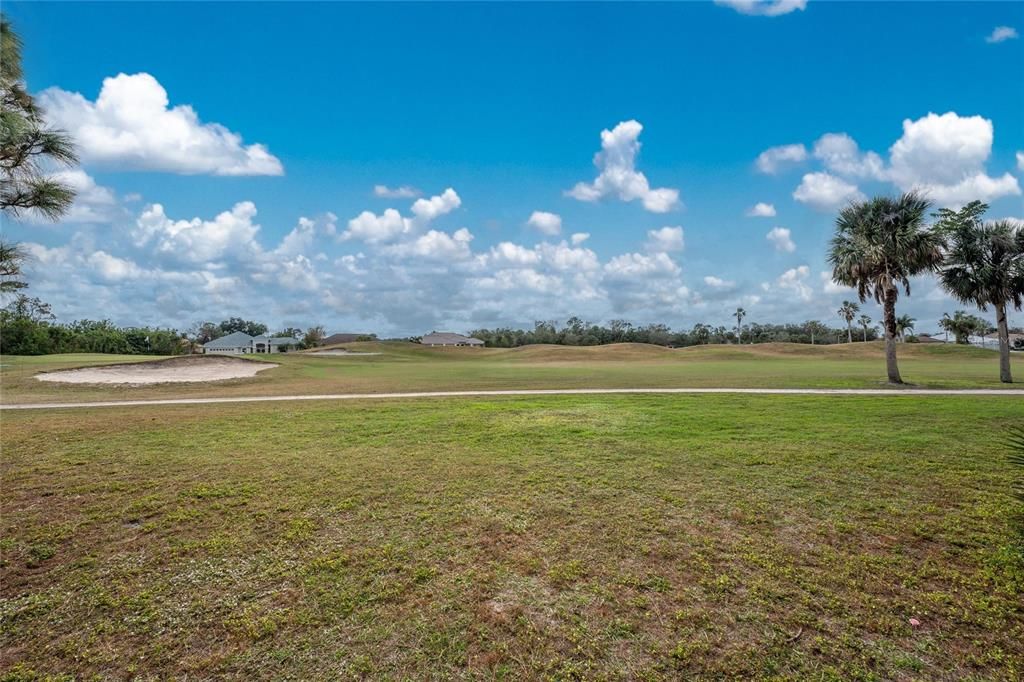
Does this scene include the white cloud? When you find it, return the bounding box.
[133,201,262,264]
[342,188,461,243]
[343,208,409,244]
[762,265,813,302]
[755,143,808,174]
[645,226,685,253]
[1018,151,1024,171]
[715,0,807,16]
[986,26,1018,43]
[745,202,776,217]
[488,242,542,268]
[275,213,337,257]
[765,226,796,253]
[812,132,886,180]
[526,211,562,236]
[604,251,680,280]
[384,228,474,261]
[410,188,461,223]
[373,184,421,199]
[792,172,864,211]
[887,112,1020,204]
[703,275,736,289]
[570,232,590,245]
[39,73,283,176]
[566,120,680,213]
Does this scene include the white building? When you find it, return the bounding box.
[202,331,298,354]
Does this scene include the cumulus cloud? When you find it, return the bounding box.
[1018,151,1024,171]
[745,202,776,217]
[570,232,590,245]
[383,228,474,261]
[715,0,807,16]
[526,211,562,236]
[604,251,681,280]
[812,133,886,180]
[373,184,421,199]
[765,226,796,252]
[342,188,461,243]
[887,112,1020,204]
[986,26,1018,43]
[645,226,685,253]
[133,201,262,264]
[762,265,812,302]
[39,73,283,176]
[566,120,680,213]
[703,275,736,289]
[755,143,808,174]
[792,172,864,211]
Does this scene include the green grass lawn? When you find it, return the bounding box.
[1,341,1022,405]
[2,395,1022,679]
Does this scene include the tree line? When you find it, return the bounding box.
[468,317,881,348]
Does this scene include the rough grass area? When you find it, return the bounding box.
[2,395,1022,679]
[2,341,1021,404]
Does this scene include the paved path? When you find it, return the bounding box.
[3,387,1022,410]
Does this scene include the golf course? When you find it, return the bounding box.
[2,343,1022,679]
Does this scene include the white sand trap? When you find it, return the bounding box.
[36,356,277,385]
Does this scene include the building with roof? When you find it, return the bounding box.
[420,332,485,347]
[202,332,299,354]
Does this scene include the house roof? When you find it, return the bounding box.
[321,333,374,346]
[203,331,254,349]
[421,332,484,345]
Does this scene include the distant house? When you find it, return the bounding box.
[202,332,298,354]
[420,332,485,347]
[321,333,375,346]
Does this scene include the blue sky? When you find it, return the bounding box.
[5,1,1024,336]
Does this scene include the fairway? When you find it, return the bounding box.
[2,341,1022,405]
[2,394,1022,679]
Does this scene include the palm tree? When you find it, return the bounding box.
[828,192,943,383]
[734,307,746,344]
[837,300,859,343]
[858,314,872,342]
[895,314,915,342]
[935,202,1024,382]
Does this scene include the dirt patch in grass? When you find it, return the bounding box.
[34,355,277,385]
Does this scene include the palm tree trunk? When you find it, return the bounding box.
[847,323,852,344]
[862,326,867,342]
[882,287,902,384]
[996,303,1012,383]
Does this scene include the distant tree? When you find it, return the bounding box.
[734,307,746,344]
[275,327,303,339]
[895,314,915,342]
[829,192,943,383]
[939,310,983,345]
[837,300,860,343]
[302,325,325,349]
[858,314,872,342]
[934,201,1024,383]
[218,317,268,337]
[803,320,827,345]
[692,323,711,345]
[192,321,221,345]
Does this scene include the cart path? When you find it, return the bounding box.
[3,386,1023,410]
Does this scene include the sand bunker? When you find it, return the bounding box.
[36,355,277,385]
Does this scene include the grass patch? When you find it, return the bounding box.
[1,395,1022,678]
[1,341,1022,405]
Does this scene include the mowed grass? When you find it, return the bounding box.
[2,341,1022,404]
[2,395,1022,679]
